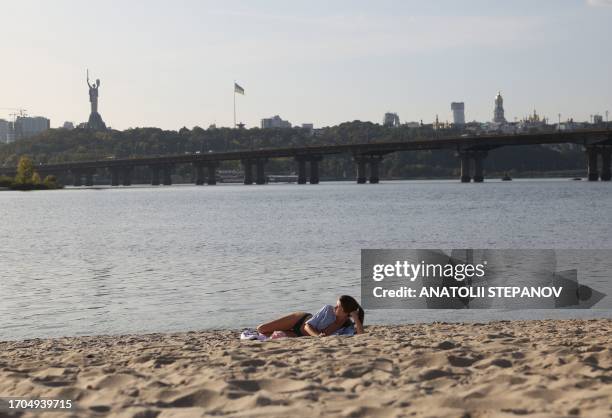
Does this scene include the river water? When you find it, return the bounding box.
[1,179,611,341]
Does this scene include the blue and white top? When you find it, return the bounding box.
[306,305,355,336]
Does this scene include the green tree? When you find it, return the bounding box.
[43,175,58,189]
[32,172,42,184]
[14,156,34,184]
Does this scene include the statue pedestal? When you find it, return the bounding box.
[88,112,107,131]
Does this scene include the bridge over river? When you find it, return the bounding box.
[1,129,611,186]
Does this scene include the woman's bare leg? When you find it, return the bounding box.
[257,312,308,336]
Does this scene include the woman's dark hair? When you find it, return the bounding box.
[339,295,364,327]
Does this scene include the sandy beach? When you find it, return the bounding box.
[0,319,610,418]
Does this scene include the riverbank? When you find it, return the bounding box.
[0,319,609,417]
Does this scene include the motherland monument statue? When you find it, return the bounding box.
[87,69,107,131]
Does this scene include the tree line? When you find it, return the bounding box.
[0,122,587,182]
[0,156,61,190]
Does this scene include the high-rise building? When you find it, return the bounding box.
[493,91,506,124]
[450,102,465,125]
[383,112,400,127]
[14,116,50,140]
[0,119,10,144]
[593,115,603,124]
[261,115,291,129]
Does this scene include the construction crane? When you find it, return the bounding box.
[0,107,28,122]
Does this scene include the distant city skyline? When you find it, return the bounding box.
[1,0,611,130]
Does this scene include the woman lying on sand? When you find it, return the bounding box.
[256,295,365,338]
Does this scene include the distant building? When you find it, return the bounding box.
[0,119,10,144]
[593,114,603,124]
[404,121,420,128]
[493,91,506,124]
[451,102,465,125]
[261,115,291,129]
[62,121,75,130]
[14,116,50,140]
[518,109,548,132]
[76,122,88,129]
[383,112,400,127]
[301,123,314,135]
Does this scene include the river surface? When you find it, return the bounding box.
[1,179,611,341]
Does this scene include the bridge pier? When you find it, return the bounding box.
[355,157,367,184]
[207,163,217,185]
[458,150,487,182]
[473,151,486,183]
[601,148,611,181]
[309,156,322,184]
[242,159,253,185]
[460,154,471,183]
[162,165,173,186]
[587,148,599,181]
[296,157,307,184]
[369,156,382,184]
[193,163,205,185]
[72,170,83,187]
[122,167,133,186]
[354,155,382,184]
[256,159,267,185]
[111,168,120,186]
[84,170,95,187]
[150,165,161,186]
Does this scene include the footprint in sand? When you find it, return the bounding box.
[447,355,480,367]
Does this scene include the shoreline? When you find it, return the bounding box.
[1,319,610,417]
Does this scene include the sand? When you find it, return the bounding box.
[0,319,610,418]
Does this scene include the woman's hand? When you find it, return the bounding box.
[350,310,360,322]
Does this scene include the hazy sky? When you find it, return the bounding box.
[1,0,611,130]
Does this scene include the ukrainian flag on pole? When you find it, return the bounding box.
[234,82,245,95]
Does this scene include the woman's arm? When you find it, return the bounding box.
[304,323,321,336]
[320,319,345,336]
[350,311,365,334]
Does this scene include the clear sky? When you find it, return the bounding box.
[1,0,611,130]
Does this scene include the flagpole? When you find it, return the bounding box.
[233,81,236,129]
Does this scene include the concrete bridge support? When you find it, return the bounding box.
[256,159,267,185]
[458,150,487,182]
[84,170,95,187]
[587,148,599,181]
[162,165,173,186]
[294,155,322,184]
[122,167,133,186]
[473,152,486,183]
[194,163,205,185]
[150,165,161,186]
[242,159,253,185]
[354,155,382,184]
[309,156,322,184]
[460,154,471,183]
[601,148,611,181]
[355,157,367,184]
[296,157,307,184]
[207,163,217,185]
[71,170,83,187]
[111,168,120,186]
[369,156,383,184]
